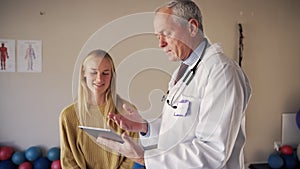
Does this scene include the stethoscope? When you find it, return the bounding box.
[161,38,208,109]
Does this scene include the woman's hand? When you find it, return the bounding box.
[97,132,145,165]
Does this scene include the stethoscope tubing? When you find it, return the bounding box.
[164,38,208,108]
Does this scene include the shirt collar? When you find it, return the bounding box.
[183,38,208,66]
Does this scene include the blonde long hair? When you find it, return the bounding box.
[76,49,117,129]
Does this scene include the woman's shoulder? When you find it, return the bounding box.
[60,103,77,118]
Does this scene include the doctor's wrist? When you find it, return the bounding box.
[133,157,145,166]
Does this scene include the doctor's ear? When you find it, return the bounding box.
[188,19,199,37]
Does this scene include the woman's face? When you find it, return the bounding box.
[84,56,112,99]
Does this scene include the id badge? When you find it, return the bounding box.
[174,100,190,116]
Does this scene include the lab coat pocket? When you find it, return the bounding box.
[173,95,196,117]
[174,99,189,116]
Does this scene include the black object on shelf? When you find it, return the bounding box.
[249,163,271,169]
[249,163,300,169]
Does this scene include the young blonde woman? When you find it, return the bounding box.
[59,49,138,169]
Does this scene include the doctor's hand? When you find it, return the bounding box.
[108,104,148,133]
[96,132,145,165]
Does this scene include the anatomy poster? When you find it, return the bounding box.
[17,40,42,73]
[0,39,15,72]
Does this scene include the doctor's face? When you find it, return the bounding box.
[83,56,112,99]
[154,8,192,61]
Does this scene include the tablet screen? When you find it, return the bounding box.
[79,126,124,143]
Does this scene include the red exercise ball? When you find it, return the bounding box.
[51,160,62,169]
[280,145,294,155]
[0,146,14,160]
[18,161,33,169]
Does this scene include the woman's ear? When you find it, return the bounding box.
[83,70,87,80]
[188,19,199,37]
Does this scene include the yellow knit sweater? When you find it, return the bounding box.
[59,103,138,169]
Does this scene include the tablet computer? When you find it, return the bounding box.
[78,126,124,143]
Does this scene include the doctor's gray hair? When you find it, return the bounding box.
[156,0,203,33]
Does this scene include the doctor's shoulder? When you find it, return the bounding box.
[201,47,238,72]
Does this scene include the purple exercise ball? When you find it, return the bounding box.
[296,109,300,129]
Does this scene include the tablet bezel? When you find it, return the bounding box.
[78,125,124,143]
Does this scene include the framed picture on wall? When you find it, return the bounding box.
[17,40,42,73]
[0,39,16,72]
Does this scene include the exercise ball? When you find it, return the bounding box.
[282,154,297,169]
[18,162,33,169]
[268,153,284,169]
[34,157,51,169]
[11,151,26,165]
[47,147,60,161]
[51,160,61,169]
[297,144,300,161]
[296,109,300,129]
[0,160,17,169]
[280,145,294,155]
[0,146,14,160]
[25,146,42,161]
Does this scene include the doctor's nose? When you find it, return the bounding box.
[158,35,167,48]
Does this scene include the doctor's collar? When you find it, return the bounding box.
[183,38,208,67]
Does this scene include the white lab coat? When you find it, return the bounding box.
[140,43,252,169]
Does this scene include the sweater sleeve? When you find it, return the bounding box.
[59,105,86,169]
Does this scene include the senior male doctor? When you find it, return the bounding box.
[97,0,252,168]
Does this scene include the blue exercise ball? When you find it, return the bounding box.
[282,154,297,169]
[11,151,26,165]
[34,157,51,169]
[268,153,284,169]
[0,160,17,169]
[25,146,42,161]
[47,147,60,161]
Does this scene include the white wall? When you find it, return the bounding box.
[0,0,299,164]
